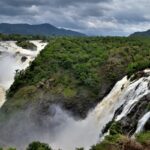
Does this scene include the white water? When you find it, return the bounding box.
[0,87,5,108]
[45,72,150,150]
[116,76,150,121]
[0,40,149,150]
[0,41,47,107]
[31,76,130,150]
[135,112,150,134]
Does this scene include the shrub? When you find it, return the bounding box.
[26,141,52,150]
[136,131,150,145]
[16,40,37,50]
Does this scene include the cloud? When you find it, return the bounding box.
[0,0,150,35]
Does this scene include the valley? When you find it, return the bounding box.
[0,36,150,150]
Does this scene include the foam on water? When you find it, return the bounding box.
[0,41,47,107]
[135,111,150,134]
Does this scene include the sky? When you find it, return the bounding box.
[0,0,150,36]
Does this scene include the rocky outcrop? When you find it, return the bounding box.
[118,93,150,135]
[21,56,28,62]
[103,70,150,136]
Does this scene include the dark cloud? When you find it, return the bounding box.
[0,0,150,35]
[0,0,47,7]
[1,0,111,7]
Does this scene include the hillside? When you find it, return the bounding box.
[0,36,150,149]
[130,29,150,37]
[2,36,149,117]
[0,23,85,36]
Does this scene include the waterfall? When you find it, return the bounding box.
[0,40,150,149]
[90,76,130,134]
[46,72,150,150]
[0,86,5,107]
[115,76,150,121]
[135,112,150,134]
[1,70,150,150]
[30,76,131,150]
[0,41,47,108]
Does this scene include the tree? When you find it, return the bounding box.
[26,141,52,150]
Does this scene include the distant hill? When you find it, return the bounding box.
[130,29,150,37]
[0,23,85,36]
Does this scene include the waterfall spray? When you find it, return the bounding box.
[0,44,150,150]
[135,112,150,134]
[0,41,47,108]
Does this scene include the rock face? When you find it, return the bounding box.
[102,70,150,136]
[21,56,28,62]
[114,71,150,136]
[118,93,150,135]
[145,119,150,130]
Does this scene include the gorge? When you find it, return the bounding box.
[0,37,150,150]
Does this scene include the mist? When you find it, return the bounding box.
[0,75,132,150]
[0,104,99,150]
[0,41,47,107]
[0,53,21,90]
[0,52,22,107]
[0,41,149,150]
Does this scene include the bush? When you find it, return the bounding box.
[26,141,52,150]
[136,131,150,145]
[109,122,122,135]
[16,40,37,50]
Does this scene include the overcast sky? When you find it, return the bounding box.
[0,0,150,36]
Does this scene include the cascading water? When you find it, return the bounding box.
[0,87,5,108]
[44,71,150,150]
[1,69,150,150]
[0,40,150,149]
[0,41,47,107]
[115,76,150,121]
[135,111,150,134]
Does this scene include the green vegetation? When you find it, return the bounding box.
[136,131,150,145]
[0,33,47,41]
[0,132,149,150]
[16,40,37,50]
[90,134,125,150]
[90,131,150,150]
[147,103,150,111]
[130,29,150,37]
[9,36,150,93]
[27,142,52,150]
[0,142,51,150]
[0,148,16,150]
[109,122,123,135]
[0,35,150,150]
[0,23,85,37]
[2,36,149,118]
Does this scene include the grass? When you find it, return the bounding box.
[136,131,150,145]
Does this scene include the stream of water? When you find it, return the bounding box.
[0,40,149,150]
[0,41,47,107]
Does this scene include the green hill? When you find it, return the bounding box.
[0,23,85,36]
[130,29,150,37]
[0,36,150,150]
[2,36,150,118]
